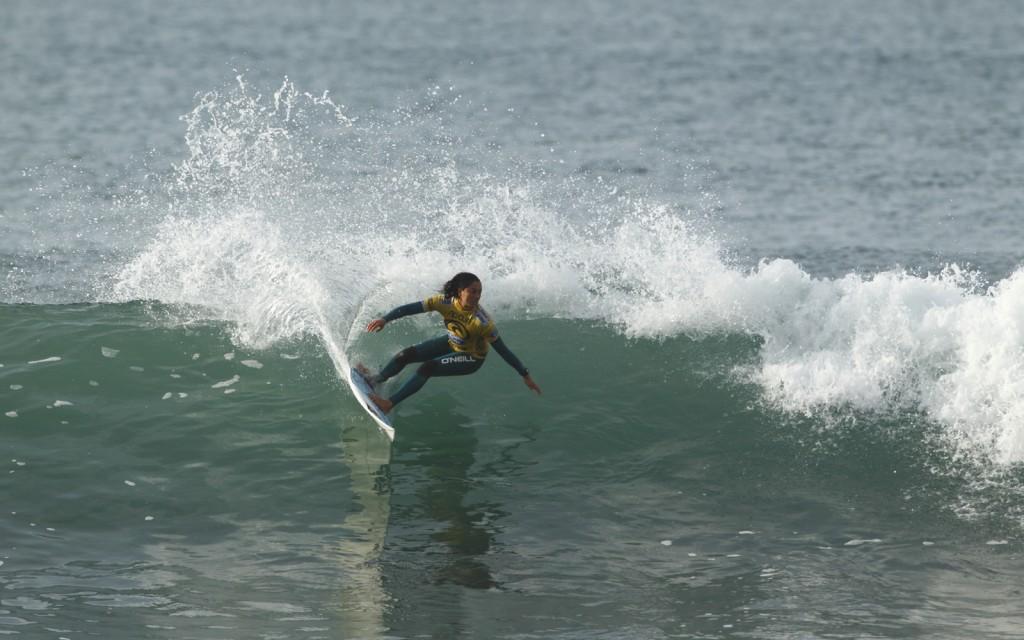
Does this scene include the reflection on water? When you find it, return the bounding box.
[335,413,393,637]
[380,396,523,638]
[407,398,500,591]
[333,384,536,638]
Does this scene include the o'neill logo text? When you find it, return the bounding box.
[441,355,476,365]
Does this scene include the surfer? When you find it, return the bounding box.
[360,272,542,413]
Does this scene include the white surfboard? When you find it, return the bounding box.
[346,366,395,442]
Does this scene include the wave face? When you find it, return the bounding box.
[3,300,1024,639]
[96,78,1024,475]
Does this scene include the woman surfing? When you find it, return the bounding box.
[358,272,542,413]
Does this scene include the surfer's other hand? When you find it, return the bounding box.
[524,375,542,395]
[366,318,386,332]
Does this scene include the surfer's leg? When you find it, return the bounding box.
[375,336,450,384]
[387,352,484,407]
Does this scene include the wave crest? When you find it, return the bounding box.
[108,77,1024,465]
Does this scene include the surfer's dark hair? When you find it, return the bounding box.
[442,272,481,298]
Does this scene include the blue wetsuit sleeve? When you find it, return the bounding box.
[491,337,529,377]
[382,301,426,323]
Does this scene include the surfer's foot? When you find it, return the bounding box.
[355,363,379,387]
[369,393,393,414]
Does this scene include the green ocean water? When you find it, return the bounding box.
[4,302,1024,638]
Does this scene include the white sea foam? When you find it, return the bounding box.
[720,262,1024,465]
[212,375,240,389]
[110,208,346,353]
[28,356,61,365]
[844,538,882,547]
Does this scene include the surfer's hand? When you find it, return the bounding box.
[524,375,542,395]
[366,318,386,333]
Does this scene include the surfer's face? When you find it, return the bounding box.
[459,281,482,310]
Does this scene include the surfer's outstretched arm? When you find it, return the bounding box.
[366,301,427,332]
[491,337,542,395]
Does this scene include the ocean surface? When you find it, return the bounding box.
[4,1,1024,638]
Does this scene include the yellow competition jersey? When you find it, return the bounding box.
[424,294,499,358]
